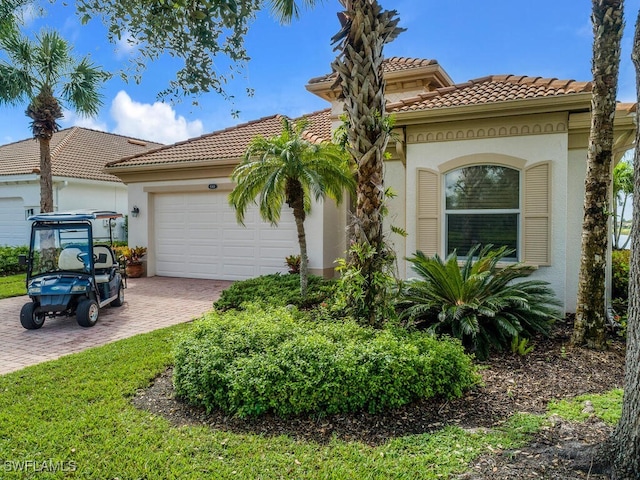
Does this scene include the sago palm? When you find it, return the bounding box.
[0,28,108,212]
[399,244,561,359]
[229,117,355,297]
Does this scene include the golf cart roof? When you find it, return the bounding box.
[28,210,123,222]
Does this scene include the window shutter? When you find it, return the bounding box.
[523,162,551,265]
[416,169,440,256]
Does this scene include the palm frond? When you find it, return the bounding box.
[400,244,560,359]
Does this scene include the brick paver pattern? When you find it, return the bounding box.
[0,276,231,375]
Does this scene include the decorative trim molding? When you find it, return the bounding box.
[406,114,568,144]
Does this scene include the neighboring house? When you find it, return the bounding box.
[0,127,163,246]
[105,57,636,313]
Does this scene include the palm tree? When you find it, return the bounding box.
[0,28,109,212]
[612,157,633,250]
[229,117,355,297]
[330,0,404,324]
[572,0,624,349]
[606,9,640,478]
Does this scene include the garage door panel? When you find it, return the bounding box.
[154,192,298,280]
[0,197,28,246]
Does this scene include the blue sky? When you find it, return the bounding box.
[1,0,640,146]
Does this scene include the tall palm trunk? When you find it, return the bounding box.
[572,0,623,349]
[27,86,62,214]
[608,11,640,477]
[287,177,309,297]
[331,0,403,324]
[38,137,54,212]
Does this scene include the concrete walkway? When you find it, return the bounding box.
[0,276,231,375]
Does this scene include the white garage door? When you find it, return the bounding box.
[154,191,299,280]
[0,197,29,246]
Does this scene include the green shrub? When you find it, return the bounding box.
[612,249,630,306]
[0,245,29,275]
[173,304,478,418]
[398,245,562,360]
[213,273,335,311]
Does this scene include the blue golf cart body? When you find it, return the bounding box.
[19,210,125,329]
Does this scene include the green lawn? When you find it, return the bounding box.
[0,322,554,480]
[0,273,26,299]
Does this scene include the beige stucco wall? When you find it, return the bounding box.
[566,148,589,313]
[384,159,407,279]
[402,128,577,312]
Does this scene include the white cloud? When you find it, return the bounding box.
[110,91,204,144]
[115,31,138,59]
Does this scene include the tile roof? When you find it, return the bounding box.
[0,127,164,182]
[386,75,593,112]
[307,57,440,85]
[107,109,332,169]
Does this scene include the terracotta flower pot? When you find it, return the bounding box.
[125,263,144,278]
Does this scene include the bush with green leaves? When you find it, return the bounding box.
[0,245,29,275]
[213,273,335,311]
[612,249,630,307]
[398,245,561,360]
[173,304,478,418]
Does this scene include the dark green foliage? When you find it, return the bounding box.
[398,245,561,360]
[0,245,28,275]
[213,273,335,311]
[612,249,630,306]
[173,305,478,418]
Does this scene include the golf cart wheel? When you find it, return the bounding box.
[111,282,125,307]
[77,299,99,327]
[20,302,45,330]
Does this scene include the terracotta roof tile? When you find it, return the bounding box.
[307,56,439,85]
[387,75,593,112]
[0,128,163,182]
[108,109,332,169]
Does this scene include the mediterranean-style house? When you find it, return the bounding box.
[105,57,636,313]
[0,127,163,245]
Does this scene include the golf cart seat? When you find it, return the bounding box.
[93,245,115,284]
[58,247,85,271]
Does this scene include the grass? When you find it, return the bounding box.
[0,273,26,299]
[547,389,624,425]
[0,321,554,480]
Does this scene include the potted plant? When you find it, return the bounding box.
[115,246,147,278]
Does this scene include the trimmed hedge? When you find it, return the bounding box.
[0,245,29,275]
[213,273,335,311]
[173,304,478,418]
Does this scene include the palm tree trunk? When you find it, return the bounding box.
[38,137,54,213]
[288,178,308,297]
[331,0,403,323]
[608,11,640,477]
[572,0,623,349]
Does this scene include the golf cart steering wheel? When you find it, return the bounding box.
[76,251,97,266]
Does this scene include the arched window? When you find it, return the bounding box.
[444,165,520,259]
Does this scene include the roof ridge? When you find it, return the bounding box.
[50,127,79,161]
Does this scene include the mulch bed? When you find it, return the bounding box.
[132,317,626,479]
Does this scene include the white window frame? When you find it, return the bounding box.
[442,164,522,260]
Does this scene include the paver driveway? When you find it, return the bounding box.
[0,276,231,375]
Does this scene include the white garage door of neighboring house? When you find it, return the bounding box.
[0,197,29,246]
[154,192,299,280]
